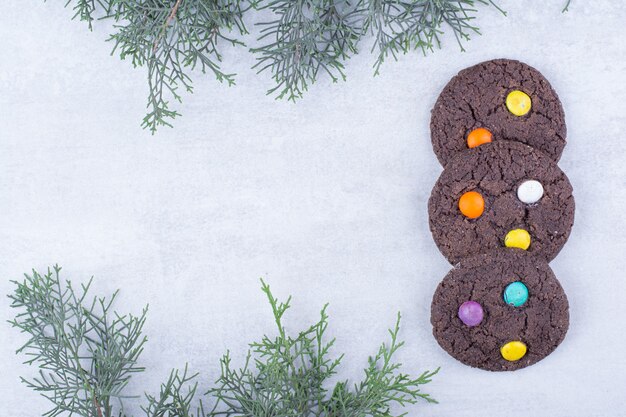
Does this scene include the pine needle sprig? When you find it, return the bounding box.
[8,266,148,417]
[250,0,504,94]
[325,314,438,416]
[106,0,249,132]
[48,1,571,131]
[251,0,361,100]
[59,0,248,133]
[563,0,572,12]
[142,365,206,417]
[206,279,438,416]
[65,0,109,29]
[358,0,506,75]
[9,269,438,416]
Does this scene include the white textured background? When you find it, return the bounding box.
[1,1,625,415]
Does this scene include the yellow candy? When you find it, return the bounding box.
[504,229,531,250]
[501,341,527,361]
[506,90,532,116]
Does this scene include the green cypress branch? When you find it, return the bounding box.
[9,268,439,417]
[47,1,570,131]
[50,0,503,132]
[360,0,506,75]
[8,266,147,417]
[251,0,361,100]
[142,365,206,417]
[105,0,248,132]
[205,279,439,416]
[58,0,248,133]
[563,0,572,12]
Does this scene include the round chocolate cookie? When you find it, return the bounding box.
[430,59,566,165]
[428,140,574,264]
[431,249,569,371]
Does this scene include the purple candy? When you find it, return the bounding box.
[458,301,484,327]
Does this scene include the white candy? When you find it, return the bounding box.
[517,180,544,204]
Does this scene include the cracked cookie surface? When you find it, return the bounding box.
[428,140,574,264]
[430,58,566,165]
[431,249,569,371]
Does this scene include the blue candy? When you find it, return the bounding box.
[503,281,529,307]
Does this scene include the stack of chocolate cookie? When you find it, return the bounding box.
[428,59,574,371]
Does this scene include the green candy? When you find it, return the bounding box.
[503,281,529,307]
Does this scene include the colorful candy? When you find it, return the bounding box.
[467,128,493,148]
[458,301,484,327]
[517,180,544,204]
[504,229,531,250]
[503,281,529,307]
[458,191,485,219]
[500,341,527,361]
[506,90,532,116]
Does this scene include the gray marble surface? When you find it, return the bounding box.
[1,1,625,415]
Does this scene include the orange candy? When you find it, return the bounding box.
[459,191,485,219]
[467,128,493,148]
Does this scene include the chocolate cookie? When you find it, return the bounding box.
[431,249,569,371]
[428,140,574,264]
[430,59,566,165]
